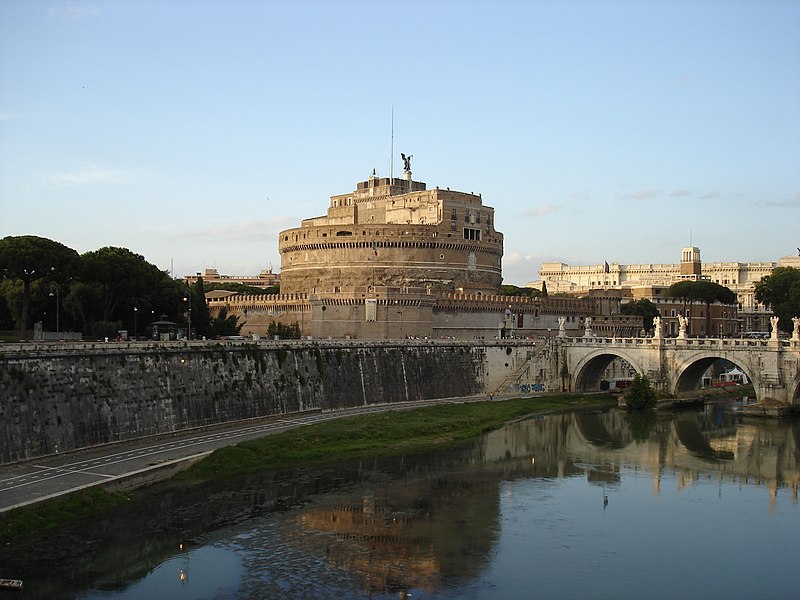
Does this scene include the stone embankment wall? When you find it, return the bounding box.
[0,341,534,464]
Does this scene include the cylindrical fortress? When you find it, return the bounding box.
[278,174,504,295]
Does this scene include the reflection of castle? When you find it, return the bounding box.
[295,476,501,594]
[285,410,799,593]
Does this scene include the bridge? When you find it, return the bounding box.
[552,335,800,405]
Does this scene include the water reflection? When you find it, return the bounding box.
[2,403,799,599]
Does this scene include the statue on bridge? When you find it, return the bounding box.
[677,314,688,339]
[583,317,593,338]
[652,316,662,339]
[793,316,800,342]
[770,316,780,341]
[558,316,567,337]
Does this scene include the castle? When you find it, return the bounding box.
[278,171,502,295]
[207,168,639,340]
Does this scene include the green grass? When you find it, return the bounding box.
[0,487,129,543]
[179,393,616,480]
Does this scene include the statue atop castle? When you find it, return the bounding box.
[401,152,412,173]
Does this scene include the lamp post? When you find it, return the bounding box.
[134,306,138,340]
[183,296,192,340]
[49,282,60,334]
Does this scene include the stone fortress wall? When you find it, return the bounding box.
[278,174,503,296]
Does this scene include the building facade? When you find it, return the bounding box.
[536,247,775,305]
[185,267,279,289]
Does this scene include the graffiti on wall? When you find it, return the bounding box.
[513,383,545,393]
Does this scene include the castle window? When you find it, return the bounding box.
[451,208,457,220]
[463,227,481,241]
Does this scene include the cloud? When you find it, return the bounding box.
[502,252,559,285]
[175,217,297,244]
[620,190,659,200]
[567,191,591,201]
[37,163,137,188]
[47,3,100,21]
[699,192,720,199]
[764,197,800,208]
[519,205,559,218]
[669,189,691,197]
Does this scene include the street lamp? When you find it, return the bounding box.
[183,296,192,340]
[134,306,138,340]
[49,282,60,335]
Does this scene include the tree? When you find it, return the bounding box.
[755,267,800,333]
[209,306,242,338]
[664,281,698,334]
[620,298,660,331]
[665,280,737,336]
[0,236,78,336]
[499,284,541,298]
[72,247,183,336]
[267,321,301,339]
[693,281,737,336]
[624,374,656,410]
[189,277,212,339]
[541,281,548,297]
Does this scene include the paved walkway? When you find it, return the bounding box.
[0,396,491,513]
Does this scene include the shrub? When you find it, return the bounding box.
[624,374,656,410]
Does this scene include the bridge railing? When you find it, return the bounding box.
[557,336,797,350]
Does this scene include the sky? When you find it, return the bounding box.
[1,0,798,286]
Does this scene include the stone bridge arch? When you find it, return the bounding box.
[558,338,799,405]
[672,351,758,400]
[571,348,646,393]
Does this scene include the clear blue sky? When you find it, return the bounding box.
[1,0,798,286]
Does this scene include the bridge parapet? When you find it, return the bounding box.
[556,335,800,406]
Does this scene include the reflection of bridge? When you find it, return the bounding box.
[550,336,800,404]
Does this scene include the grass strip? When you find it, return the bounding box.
[179,393,616,480]
[1,487,130,543]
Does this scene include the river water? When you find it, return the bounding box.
[2,400,799,599]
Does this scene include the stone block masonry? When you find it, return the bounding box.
[0,341,497,464]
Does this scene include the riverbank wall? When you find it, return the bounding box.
[0,340,544,464]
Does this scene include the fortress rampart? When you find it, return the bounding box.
[278,175,503,296]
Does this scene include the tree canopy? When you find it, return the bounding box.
[209,306,243,338]
[665,279,737,335]
[77,247,181,327]
[620,298,660,331]
[664,280,737,306]
[0,235,78,334]
[754,267,800,333]
[499,284,542,298]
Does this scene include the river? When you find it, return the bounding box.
[2,399,798,599]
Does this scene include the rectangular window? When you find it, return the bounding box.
[451,208,457,220]
[463,227,481,241]
[365,299,377,322]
